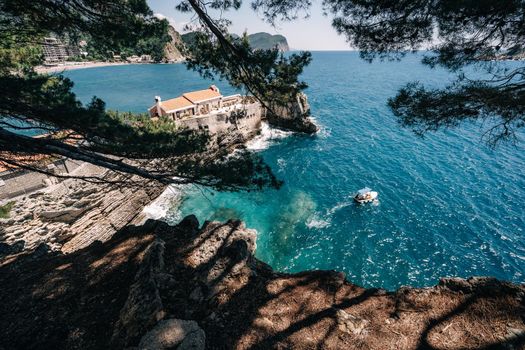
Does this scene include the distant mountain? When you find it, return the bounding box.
[247,32,289,52]
[180,31,290,52]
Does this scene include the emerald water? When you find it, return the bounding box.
[65,52,525,290]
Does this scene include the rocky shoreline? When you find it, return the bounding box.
[0,92,522,349]
[0,91,317,259]
[1,215,524,349]
[0,163,163,257]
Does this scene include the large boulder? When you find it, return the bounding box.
[266,92,318,134]
[138,319,205,350]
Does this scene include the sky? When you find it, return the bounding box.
[146,0,352,50]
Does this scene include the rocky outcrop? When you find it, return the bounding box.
[0,163,163,256]
[138,319,205,350]
[1,216,523,349]
[164,25,184,62]
[266,92,318,134]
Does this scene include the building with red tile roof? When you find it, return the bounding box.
[149,85,238,120]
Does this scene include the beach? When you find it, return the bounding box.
[35,61,132,74]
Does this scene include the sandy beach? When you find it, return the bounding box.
[35,61,132,74]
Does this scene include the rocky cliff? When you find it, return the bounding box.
[1,216,523,349]
[164,25,184,62]
[0,163,163,257]
[266,92,319,134]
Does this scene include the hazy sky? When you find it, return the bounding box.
[146,0,352,50]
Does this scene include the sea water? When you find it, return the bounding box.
[65,52,525,290]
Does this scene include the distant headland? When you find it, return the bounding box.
[35,26,290,74]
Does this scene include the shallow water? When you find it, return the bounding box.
[65,52,525,290]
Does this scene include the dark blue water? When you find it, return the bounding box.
[65,52,525,290]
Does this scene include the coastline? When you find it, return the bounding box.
[1,124,523,348]
[2,215,523,349]
[34,61,132,74]
[32,61,184,74]
[141,122,295,223]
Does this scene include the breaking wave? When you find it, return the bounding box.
[245,122,292,151]
[142,185,183,220]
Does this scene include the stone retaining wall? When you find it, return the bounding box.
[177,102,263,139]
[0,159,82,201]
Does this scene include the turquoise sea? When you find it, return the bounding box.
[65,52,525,290]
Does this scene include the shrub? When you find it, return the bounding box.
[0,201,15,219]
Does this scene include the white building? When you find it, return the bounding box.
[42,37,81,63]
[148,85,242,120]
[148,85,264,137]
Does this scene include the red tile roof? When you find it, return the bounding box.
[182,87,222,103]
[161,96,195,112]
[150,86,223,115]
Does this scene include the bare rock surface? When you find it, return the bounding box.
[0,216,524,349]
[138,319,205,350]
[164,25,185,62]
[266,92,318,134]
[0,163,163,255]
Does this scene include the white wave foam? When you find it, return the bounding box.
[306,215,331,229]
[245,122,292,151]
[327,201,352,215]
[277,158,287,171]
[306,200,353,230]
[142,185,183,220]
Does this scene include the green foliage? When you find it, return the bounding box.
[0,33,43,75]
[133,19,171,62]
[181,32,200,47]
[389,80,525,145]
[1,0,161,54]
[0,201,15,219]
[184,30,311,105]
[0,0,280,190]
[249,0,525,145]
[325,0,525,145]
[251,0,312,24]
[73,18,171,62]
[178,0,311,112]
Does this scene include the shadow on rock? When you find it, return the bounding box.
[0,216,524,350]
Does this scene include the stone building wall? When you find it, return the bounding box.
[177,102,263,140]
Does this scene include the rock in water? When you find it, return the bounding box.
[266,92,318,133]
[247,32,290,52]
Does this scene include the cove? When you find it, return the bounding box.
[65,51,525,290]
